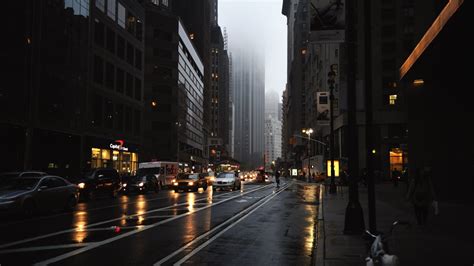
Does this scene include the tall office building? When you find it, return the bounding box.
[265,92,282,169]
[233,48,265,169]
[208,25,230,162]
[1,0,145,176]
[143,2,206,168]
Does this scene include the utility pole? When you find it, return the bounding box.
[328,71,337,194]
[344,0,365,234]
[364,0,377,232]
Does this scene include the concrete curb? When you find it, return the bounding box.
[314,184,325,266]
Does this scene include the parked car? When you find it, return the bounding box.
[0,175,78,216]
[172,173,208,192]
[0,171,47,188]
[76,168,121,200]
[213,172,241,191]
[122,175,160,194]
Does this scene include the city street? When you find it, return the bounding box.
[0,179,320,266]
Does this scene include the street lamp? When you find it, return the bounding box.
[328,69,337,194]
[302,128,313,181]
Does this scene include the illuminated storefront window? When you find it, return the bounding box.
[90,148,138,174]
[389,148,407,173]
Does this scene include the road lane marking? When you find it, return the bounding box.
[33,184,274,266]
[155,183,291,266]
[171,183,291,266]
[0,187,263,250]
[0,243,92,254]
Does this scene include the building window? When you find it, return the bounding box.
[95,0,105,12]
[65,0,89,17]
[93,56,104,84]
[105,62,115,90]
[94,19,105,47]
[134,78,141,101]
[117,3,126,28]
[389,94,397,105]
[125,106,132,133]
[115,104,123,131]
[116,68,124,93]
[126,11,136,36]
[134,110,141,136]
[107,0,116,20]
[135,49,142,70]
[126,73,134,98]
[127,43,134,65]
[93,94,103,127]
[106,27,115,54]
[117,35,125,59]
[105,99,114,129]
[162,0,168,6]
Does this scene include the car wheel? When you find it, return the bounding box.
[64,196,77,212]
[154,184,159,193]
[22,200,36,217]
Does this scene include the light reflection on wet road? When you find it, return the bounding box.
[0,180,319,266]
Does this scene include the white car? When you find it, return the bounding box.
[213,172,241,191]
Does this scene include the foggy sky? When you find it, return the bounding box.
[219,0,287,103]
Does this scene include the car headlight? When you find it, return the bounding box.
[172,179,175,183]
[123,183,127,187]
[210,177,215,181]
[188,181,194,186]
[173,182,178,186]
[138,182,144,187]
[78,182,86,189]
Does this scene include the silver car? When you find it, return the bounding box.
[0,175,79,216]
[213,172,241,191]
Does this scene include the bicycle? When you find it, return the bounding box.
[364,220,410,266]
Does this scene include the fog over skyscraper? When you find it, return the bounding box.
[233,47,265,169]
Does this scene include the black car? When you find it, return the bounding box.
[122,175,160,194]
[76,168,121,200]
[0,175,78,216]
[0,171,48,188]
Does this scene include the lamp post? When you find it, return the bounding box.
[302,128,313,181]
[328,70,337,194]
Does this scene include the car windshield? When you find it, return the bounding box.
[1,178,40,190]
[177,173,198,180]
[217,173,234,179]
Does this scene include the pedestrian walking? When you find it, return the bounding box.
[275,170,281,188]
[406,168,436,226]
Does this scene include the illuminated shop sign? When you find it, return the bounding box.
[110,140,129,151]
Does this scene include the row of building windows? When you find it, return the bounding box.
[94,19,142,70]
[92,94,141,135]
[95,0,143,41]
[178,40,204,81]
[64,0,90,17]
[93,55,142,101]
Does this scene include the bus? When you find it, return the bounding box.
[138,161,178,188]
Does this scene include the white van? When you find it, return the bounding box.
[137,161,178,188]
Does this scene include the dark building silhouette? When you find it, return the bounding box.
[401,1,473,200]
[142,1,206,167]
[1,0,144,177]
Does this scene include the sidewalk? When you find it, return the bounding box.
[315,183,474,265]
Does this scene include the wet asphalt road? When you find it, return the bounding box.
[0,179,319,265]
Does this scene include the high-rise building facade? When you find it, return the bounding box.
[1,0,145,177]
[143,2,206,167]
[208,25,230,162]
[233,48,265,169]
